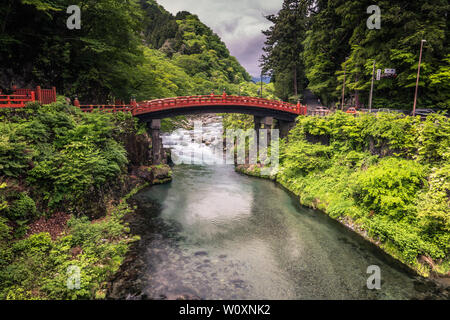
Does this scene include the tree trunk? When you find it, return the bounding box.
[293,65,298,97]
[355,73,360,108]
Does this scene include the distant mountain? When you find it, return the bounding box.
[252,76,271,84]
[141,0,251,83]
[126,0,272,100]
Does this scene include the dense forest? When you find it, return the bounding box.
[261,0,450,110]
[0,0,272,103]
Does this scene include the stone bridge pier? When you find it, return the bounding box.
[147,119,164,165]
[254,116,295,142]
[277,120,296,140]
[254,116,272,147]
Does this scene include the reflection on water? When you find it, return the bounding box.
[129,119,442,300]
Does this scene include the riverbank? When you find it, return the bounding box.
[233,112,450,292]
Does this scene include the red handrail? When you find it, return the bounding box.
[0,92,35,108]
[1,86,56,107]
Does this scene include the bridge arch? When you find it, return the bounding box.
[134,95,303,122]
[133,95,303,164]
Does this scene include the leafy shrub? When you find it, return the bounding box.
[0,100,141,298]
[353,158,426,219]
[281,139,333,177]
[0,101,130,210]
[415,114,450,164]
[7,193,37,221]
[417,164,450,234]
[0,123,33,177]
[0,199,136,300]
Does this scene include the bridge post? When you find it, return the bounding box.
[148,119,163,165]
[254,116,262,153]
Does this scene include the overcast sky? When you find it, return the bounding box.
[156,0,282,77]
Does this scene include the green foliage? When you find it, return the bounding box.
[1,0,145,102]
[0,193,137,300]
[261,0,309,100]
[271,112,450,273]
[0,101,130,211]
[131,9,258,100]
[1,0,258,103]
[6,193,37,221]
[354,158,427,219]
[0,99,146,299]
[222,114,254,131]
[0,123,33,177]
[282,139,333,176]
[415,113,450,164]
[416,164,450,254]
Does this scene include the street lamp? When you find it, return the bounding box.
[368,60,376,112]
[412,39,427,117]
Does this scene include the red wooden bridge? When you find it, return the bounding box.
[1,88,306,121]
[74,94,306,120]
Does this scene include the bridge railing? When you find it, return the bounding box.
[14,86,56,105]
[77,104,135,113]
[0,93,35,108]
[0,89,307,116]
[0,86,56,107]
[75,98,136,114]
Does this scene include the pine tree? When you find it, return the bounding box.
[261,0,312,101]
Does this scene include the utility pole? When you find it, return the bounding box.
[368,60,376,112]
[413,39,427,117]
[260,70,263,98]
[341,58,348,110]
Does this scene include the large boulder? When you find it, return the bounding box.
[135,165,172,185]
[150,164,172,184]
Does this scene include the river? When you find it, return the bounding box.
[111,116,445,300]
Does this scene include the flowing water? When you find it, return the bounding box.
[121,117,445,300]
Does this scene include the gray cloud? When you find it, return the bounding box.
[156,0,282,76]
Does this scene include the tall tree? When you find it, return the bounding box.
[302,0,350,106]
[0,0,144,103]
[261,0,311,101]
[262,0,450,110]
